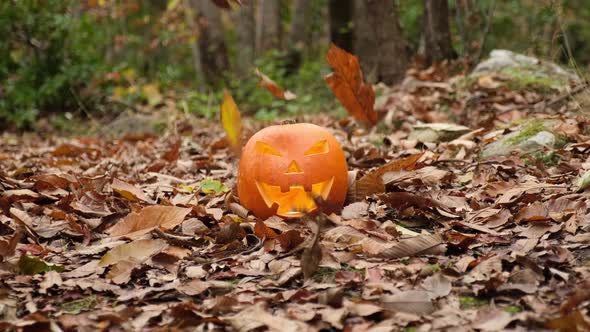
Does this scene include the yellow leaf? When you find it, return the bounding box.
[112,86,126,100]
[122,68,136,82]
[142,83,163,106]
[220,89,242,155]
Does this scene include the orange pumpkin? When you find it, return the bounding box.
[238,123,348,219]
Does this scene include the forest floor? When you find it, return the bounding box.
[1,59,590,331]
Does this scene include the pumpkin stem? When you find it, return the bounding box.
[280,119,297,125]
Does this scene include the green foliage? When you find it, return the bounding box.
[61,295,98,314]
[459,296,488,309]
[18,255,64,275]
[0,0,105,128]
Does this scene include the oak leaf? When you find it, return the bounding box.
[107,205,191,239]
[324,43,377,127]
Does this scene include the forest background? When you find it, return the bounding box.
[0,0,588,130]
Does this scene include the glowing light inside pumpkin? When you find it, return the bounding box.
[255,177,335,217]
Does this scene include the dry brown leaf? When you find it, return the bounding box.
[107,205,191,239]
[0,229,21,260]
[276,230,304,251]
[349,153,423,201]
[99,239,168,266]
[324,43,377,127]
[254,68,296,100]
[381,290,435,315]
[301,217,322,280]
[379,233,446,259]
[421,273,452,298]
[254,219,278,240]
[112,178,154,203]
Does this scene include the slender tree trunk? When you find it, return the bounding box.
[235,0,255,76]
[423,0,457,65]
[194,0,229,87]
[256,0,281,54]
[329,0,353,53]
[289,0,308,46]
[353,0,409,85]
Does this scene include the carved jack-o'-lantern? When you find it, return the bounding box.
[238,123,348,219]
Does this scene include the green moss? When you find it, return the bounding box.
[459,296,488,309]
[501,67,564,92]
[61,295,98,314]
[506,119,549,145]
[505,305,523,314]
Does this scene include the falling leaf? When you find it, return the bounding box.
[18,255,64,275]
[220,89,242,155]
[200,179,230,194]
[324,43,377,127]
[99,239,168,267]
[254,68,297,100]
[107,205,191,239]
[379,233,446,259]
[301,217,322,280]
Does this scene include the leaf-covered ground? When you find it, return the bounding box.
[1,63,590,331]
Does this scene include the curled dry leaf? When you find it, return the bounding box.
[220,89,242,156]
[107,205,191,239]
[0,229,21,260]
[277,230,304,251]
[254,220,278,240]
[379,233,446,259]
[324,43,377,127]
[349,153,423,201]
[254,68,297,100]
[112,178,154,204]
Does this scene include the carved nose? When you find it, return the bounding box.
[285,160,303,174]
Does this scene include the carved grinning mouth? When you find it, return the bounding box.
[255,177,335,217]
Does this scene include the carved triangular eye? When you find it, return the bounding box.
[256,141,282,156]
[304,140,329,156]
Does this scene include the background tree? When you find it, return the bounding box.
[235,0,255,76]
[256,0,281,54]
[329,0,353,53]
[354,0,410,84]
[423,0,457,65]
[194,0,229,87]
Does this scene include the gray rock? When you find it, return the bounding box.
[481,130,556,159]
[472,49,579,90]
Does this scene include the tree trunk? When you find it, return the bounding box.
[194,0,229,87]
[423,0,457,65]
[353,0,409,85]
[329,0,353,53]
[289,0,308,47]
[235,0,255,76]
[256,0,281,54]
